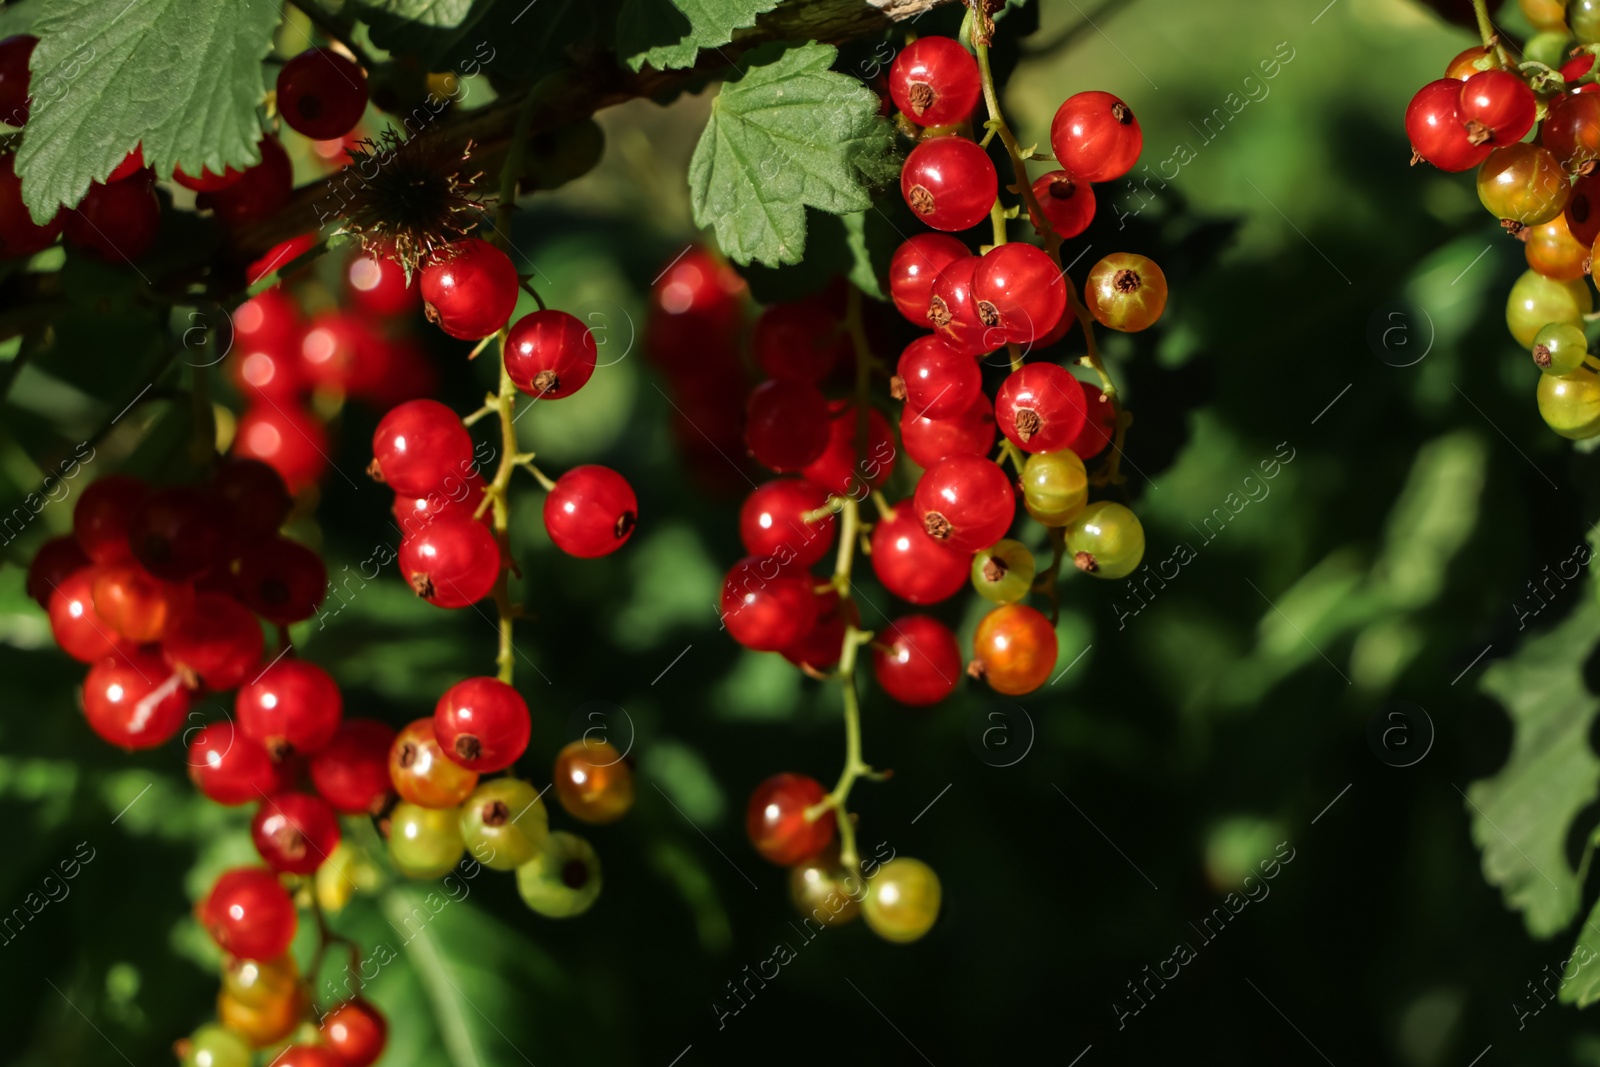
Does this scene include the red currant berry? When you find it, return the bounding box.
[419,238,519,340]
[48,568,136,663]
[972,243,1066,346]
[163,592,264,691]
[1029,171,1096,239]
[543,465,638,559]
[646,246,746,369]
[0,35,36,125]
[273,1046,343,1067]
[869,500,970,604]
[753,300,849,383]
[745,378,830,472]
[74,474,149,564]
[872,615,962,706]
[252,791,341,874]
[505,309,598,399]
[63,177,160,261]
[370,398,476,496]
[972,602,1058,695]
[1050,90,1141,183]
[1478,142,1570,225]
[83,648,190,748]
[994,362,1088,453]
[1458,70,1536,146]
[233,286,300,354]
[211,457,292,535]
[389,717,479,807]
[277,48,369,141]
[900,390,997,469]
[297,311,385,395]
[127,486,227,581]
[901,136,997,232]
[188,724,283,805]
[889,233,968,325]
[106,146,146,183]
[434,677,531,772]
[889,36,980,126]
[0,153,61,258]
[323,999,388,1067]
[232,536,327,624]
[928,254,993,355]
[720,556,819,651]
[1085,252,1168,332]
[747,773,834,866]
[914,453,1015,553]
[394,470,486,536]
[309,719,396,815]
[27,535,88,607]
[1563,51,1600,92]
[346,246,419,316]
[1068,381,1116,459]
[91,560,190,643]
[740,478,835,567]
[1543,92,1600,168]
[173,161,244,192]
[207,135,293,226]
[200,867,297,960]
[797,403,890,497]
[781,590,856,670]
[399,517,500,608]
[1568,171,1600,246]
[895,335,979,420]
[232,403,328,493]
[238,659,343,759]
[1405,79,1493,172]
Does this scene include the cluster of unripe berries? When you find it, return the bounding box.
[1403,3,1600,438]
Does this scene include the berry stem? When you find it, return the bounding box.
[188,359,215,468]
[1468,0,1513,68]
[519,278,548,311]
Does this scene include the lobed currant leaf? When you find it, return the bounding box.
[617,0,780,73]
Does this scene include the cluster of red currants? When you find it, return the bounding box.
[1403,2,1600,438]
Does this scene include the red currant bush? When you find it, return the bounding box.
[888,36,980,127]
[928,254,992,355]
[1050,90,1142,183]
[200,867,297,960]
[747,772,835,865]
[544,465,637,558]
[251,791,341,874]
[872,615,962,706]
[914,453,1016,553]
[63,176,160,261]
[505,309,598,399]
[276,48,369,141]
[419,238,519,340]
[434,676,531,772]
[900,136,997,232]
[994,362,1089,453]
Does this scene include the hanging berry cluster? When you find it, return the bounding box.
[1404,0,1600,438]
[674,13,1168,943]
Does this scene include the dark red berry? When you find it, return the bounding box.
[251,790,341,873]
[232,536,327,624]
[0,35,36,125]
[0,154,62,258]
[370,398,476,497]
[543,465,637,558]
[746,773,834,866]
[1068,381,1116,459]
[873,615,962,706]
[27,536,88,607]
[47,568,136,664]
[200,867,297,959]
[434,677,531,772]
[801,402,896,497]
[745,379,830,472]
[399,517,500,608]
[237,659,343,759]
[127,486,227,581]
[739,478,835,567]
[780,589,855,670]
[309,719,396,815]
[323,999,388,1067]
[163,592,265,692]
[752,300,848,383]
[504,309,598,399]
[232,404,327,493]
[74,474,149,564]
[868,500,970,604]
[721,555,819,651]
[277,48,369,141]
[173,161,244,192]
[1050,90,1142,183]
[900,136,997,232]
[1029,171,1096,239]
[888,36,981,127]
[913,454,1015,553]
[419,238,519,341]
[207,135,293,226]
[211,457,293,535]
[63,177,160,261]
[346,247,418,316]
[107,146,146,182]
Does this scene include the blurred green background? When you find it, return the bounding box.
[9,0,1600,1063]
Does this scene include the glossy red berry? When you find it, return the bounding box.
[188,724,283,805]
[802,402,896,497]
[173,161,244,192]
[889,36,980,126]
[869,501,970,604]
[399,517,500,608]
[419,238,519,340]
[889,233,969,325]
[297,311,385,395]
[211,457,292,535]
[0,159,60,259]
[994,362,1089,453]
[346,247,419,315]
[83,649,190,749]
[273,1046,343,1067]
[872,615,962,706]
[394,470,486,536]
[232,404,328,493]
[48,569,135,664]
[127,486,227,581]
[900,390,996,469]
[232,536,327,624]
[1050,90,1141,183]
[63,177,160,261]
[1543,92,1600,168]
[252,791,341,874]
[896,334,980,419]
[747,773,834,866]
[434,677,531,772]
[106,146,146,183]
[753,300,848,383]
[543,465,637,558]
[200,867,297,960]
[309,719,396,815]
[901,137,997,232]
[74,474,148,564]
[740,478,835,567]
[277,48,369,141]
[207,135,293,226]
[90,560,189,643]
[323,999,388,1067]
[720,556,819,651]
[371,398,476,497]
[781,590,855,670]
[1405,79,1493,172]
[505,309,598,399]
[914,454,1015,553]
[1068,382,1116,459]
[1029,171,1096,239]
[238,659,343,759]
[0,35,36,125]
[1458,70,1535,146]
[1563,51,1600,93]
[928,255,992,355]
[745,379,830,472]
[27,536,88,607]
[972,243,1066,346]
[163,592,264,692]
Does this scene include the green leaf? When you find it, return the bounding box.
[357,0,477,27]
[688,41,897,267]
[1467,594,1600,938]
[16,0,280,222]
[1559,896,1600,1007]
[361,0,613,82]
[617,0,779,72]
